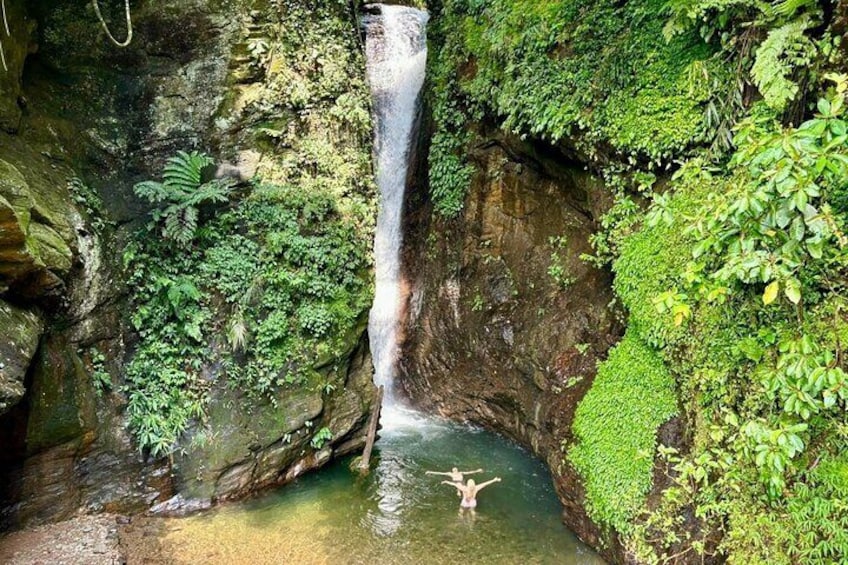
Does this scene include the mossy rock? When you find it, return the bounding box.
[0,158,75,294]
[174,383,324,500]
[25,335,97,454]
[0,300,43,415]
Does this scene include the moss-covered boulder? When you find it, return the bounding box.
[24,335,97,455]
[0,300,43,415]
[0,159,74,298]
[172,333,375,504]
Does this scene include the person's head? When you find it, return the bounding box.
[467,479,475,488]
[451,467,459,474]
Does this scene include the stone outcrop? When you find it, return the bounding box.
[0,302,42,415]
[399,132,625,561]
[171,334,375,505]
[0,159,75,300]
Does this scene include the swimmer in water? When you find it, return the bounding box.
[426,467,483,496]
[425,467,484,483]
[441,477,502,509]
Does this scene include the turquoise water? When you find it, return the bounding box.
[157,410,604,564]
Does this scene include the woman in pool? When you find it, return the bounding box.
[425,467,483,482]
[441,477,502,509]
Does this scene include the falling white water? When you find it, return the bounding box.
[364,5,429,408]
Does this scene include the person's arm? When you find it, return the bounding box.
[441,480,464,493]
[460,469,484,475]
[426,471,452,477]
[473,477,502,493]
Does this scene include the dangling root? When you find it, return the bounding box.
[2,0,9,36]
[93,0,133,48]
[1,0,8,72]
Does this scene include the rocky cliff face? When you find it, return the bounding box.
[399,129,627,560]
[0,0,376,530]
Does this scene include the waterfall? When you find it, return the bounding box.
[363,5,429,406]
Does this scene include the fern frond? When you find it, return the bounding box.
[133,181,170,203]
[751,18,815,112]
[139,151,230,244]
[163,151,213,193]
[770,0,818,19]
[162,204,198,245]
[185,179,234,207]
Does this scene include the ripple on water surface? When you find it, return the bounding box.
[155,414,605,565]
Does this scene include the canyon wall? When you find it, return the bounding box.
[0,0,376,529]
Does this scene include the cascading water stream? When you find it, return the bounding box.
[363,5,429,413]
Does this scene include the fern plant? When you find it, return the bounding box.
[134,151,234,244]
[751,17,816,112]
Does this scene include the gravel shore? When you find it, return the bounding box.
[0,515,124,565]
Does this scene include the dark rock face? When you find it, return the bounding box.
[0,0,35,132]
[399,134,625,561]
[0,335,169,529]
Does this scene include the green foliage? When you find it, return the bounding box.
[718,446,848,564]
[429,0,722,166]
[427,16,476,218]
[584,169,654,268]
[68,177,108,233]
[310,426,333,450]
[124,182,373,457]
[84,346,112,396]
[612,166,716,346]
[686,83,848,308]
[121,0,375,460]
[614,81,848,561]
[547,235,574,289]
[665,0,824,119]
[134,151,234,245]
[569,332,678,533]
[751,18,816,111]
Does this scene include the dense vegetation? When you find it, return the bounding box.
[427,0,848,562]
[122,1,374,457]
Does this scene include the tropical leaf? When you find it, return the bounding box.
[133,151,232,244]
[163,151,214,193]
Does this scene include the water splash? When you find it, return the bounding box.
[364,5,429,406]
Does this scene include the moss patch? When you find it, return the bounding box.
[568,331,678,533]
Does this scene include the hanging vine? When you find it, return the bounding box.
[93,0,133,48]
[1,0,9,71]
[0,0,133,74]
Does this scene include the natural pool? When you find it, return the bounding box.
[138,410,604,564]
